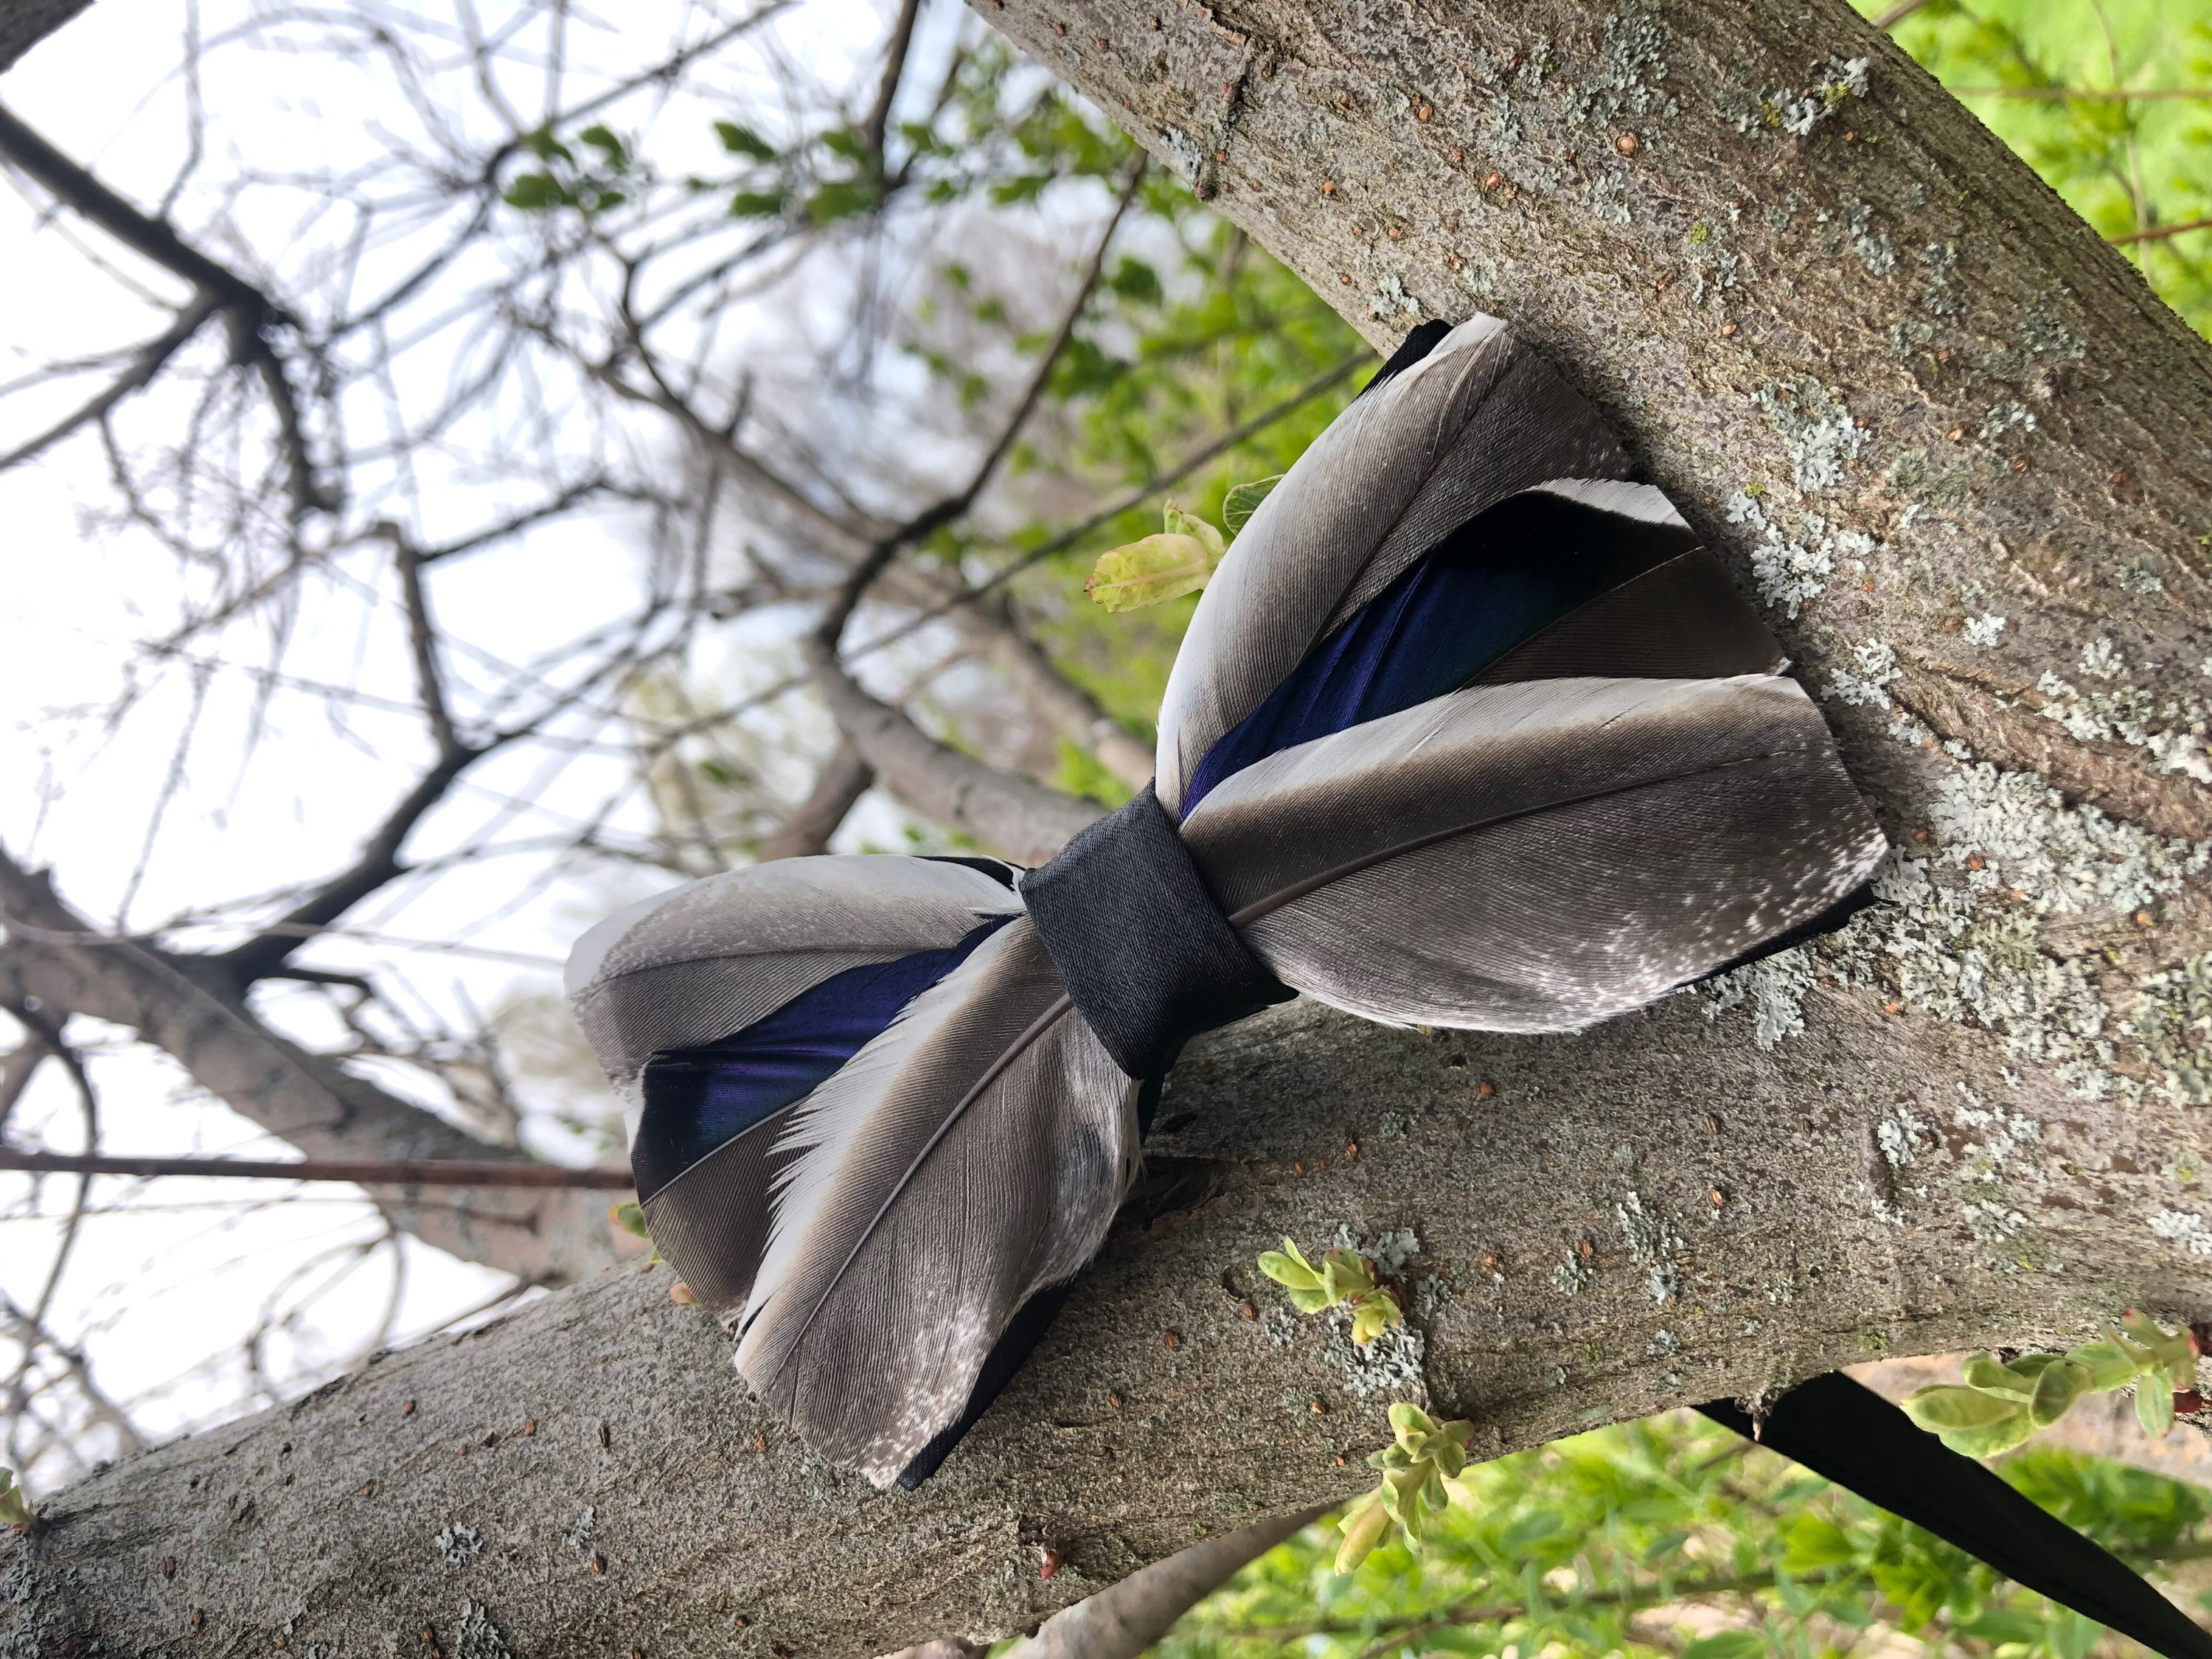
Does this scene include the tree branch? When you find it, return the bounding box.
[756,740,876,860]
[0,100,332,517]
[0,293,220,472]
[0,846,622,1284]
[861,0,925,160]
[1008,1507,1329,1659]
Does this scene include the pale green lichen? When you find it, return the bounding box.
[1729,55,1867,136]
[454,1601,512,1659]
[1756,378,1870,492]
[1705,952,1816,1048]
[2129,954,2212,1104]
[2150,1208,2212,1255]
[1568,0,1678,131]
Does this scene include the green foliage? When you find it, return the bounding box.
[1256,1238,1403,1344]
[1857,0,2212,335]
[1155,1413,2212,1659]
[608,1201,650,1240]
[0,1467,32,1530]
[1904,1314,2202,1455]
[503,124,633,215]
[1085,508,1224,612]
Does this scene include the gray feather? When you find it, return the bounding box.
[1180,675,1887,1031]
[735,919,1135,1487]
[565,855,1022,1110]
[1153,316,1637,814]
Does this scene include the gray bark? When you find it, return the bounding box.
[10,0,2212,1652]
[0,0,88,72]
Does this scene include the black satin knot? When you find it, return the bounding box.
[1019,783,1292,1080]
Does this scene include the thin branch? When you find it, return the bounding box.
[386,525,464,758]
[1007,1508,1329,1659]
[2110,217,2212,246]
[815,156,1150,653]
[0,293,219,472]
[1951,85,2212,100]
[0,100,333,517]
[1872,0,1933,26]
[0,1150,633,1188]
[860,0,925,159]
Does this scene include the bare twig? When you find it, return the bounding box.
[860,0,925,160]
[0,1150,633,1188]
[2110,217,2212,246]
[0,293,219,471]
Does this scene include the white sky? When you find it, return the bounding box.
[0,0,941,1491]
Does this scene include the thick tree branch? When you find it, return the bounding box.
[0,1150,633,1188]
[756,739,876,860]
[803,640,1107,863]
[0,0,88,72]
[10,987,2212,1658]
[0,847,622,1284]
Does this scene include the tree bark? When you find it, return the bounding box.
[0,0,89,73]
[10,0,2212,1651]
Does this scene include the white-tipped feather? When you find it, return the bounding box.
[734,919,1135,1486]
[567,855,1022,1104]
[1155,315,1639,814]
[1183,675,1886,1032]
[1526,478,1689,526]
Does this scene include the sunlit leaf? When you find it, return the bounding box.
[1222,473,1284,534]
[1084,532,1217,611]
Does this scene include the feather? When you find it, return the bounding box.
[566,855,1023,1323]
[1179,487,1708,812]
[636,919,1011,1320]
[1181,675,1886,1032]
[735,918,1135,1487]
[566,855,1021,1111]
[1155,315,1639,815]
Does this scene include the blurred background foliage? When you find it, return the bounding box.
[1151,1415,2212,1659]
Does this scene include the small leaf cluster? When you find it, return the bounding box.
[1336,1405,1477,1572]
[1256,1237,1402,1345]
[1083,477,1279,611]
[1902,1312,2201,1456]
[503,125,634,215]
[0,1467,34,1531]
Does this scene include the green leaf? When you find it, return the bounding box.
[1780,1514,1857,1575]
[608,1201,651,1240]
[2029,1357,2090,1428]
[714,120,778,160]
[2065,1337,2141,1392]
[728,189,787,219]
[578,123,627,166]
[818,125,869,161]
[2138,1380,2177,1439]
[1222,473,1284,534]
[1902,1385,2025,1433]
[1388,1402,1438,1439]
[1961,1351,2037,1398]
[1938,1409,2041,1460]
[1681,1631,1766,1659]
[1084,532,1218,611]
[1335,1492,1391,1573]
[1161,502,1225,563]
[0,1467,32,1529]
[502,173,565,211]
[805,178,880,223]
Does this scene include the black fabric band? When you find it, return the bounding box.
[1701,1374,2212,1659]
[1020,783,1293,1080]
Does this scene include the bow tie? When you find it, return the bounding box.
[566,313,1885,1489]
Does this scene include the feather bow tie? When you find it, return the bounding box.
[566,314,1888,1491]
